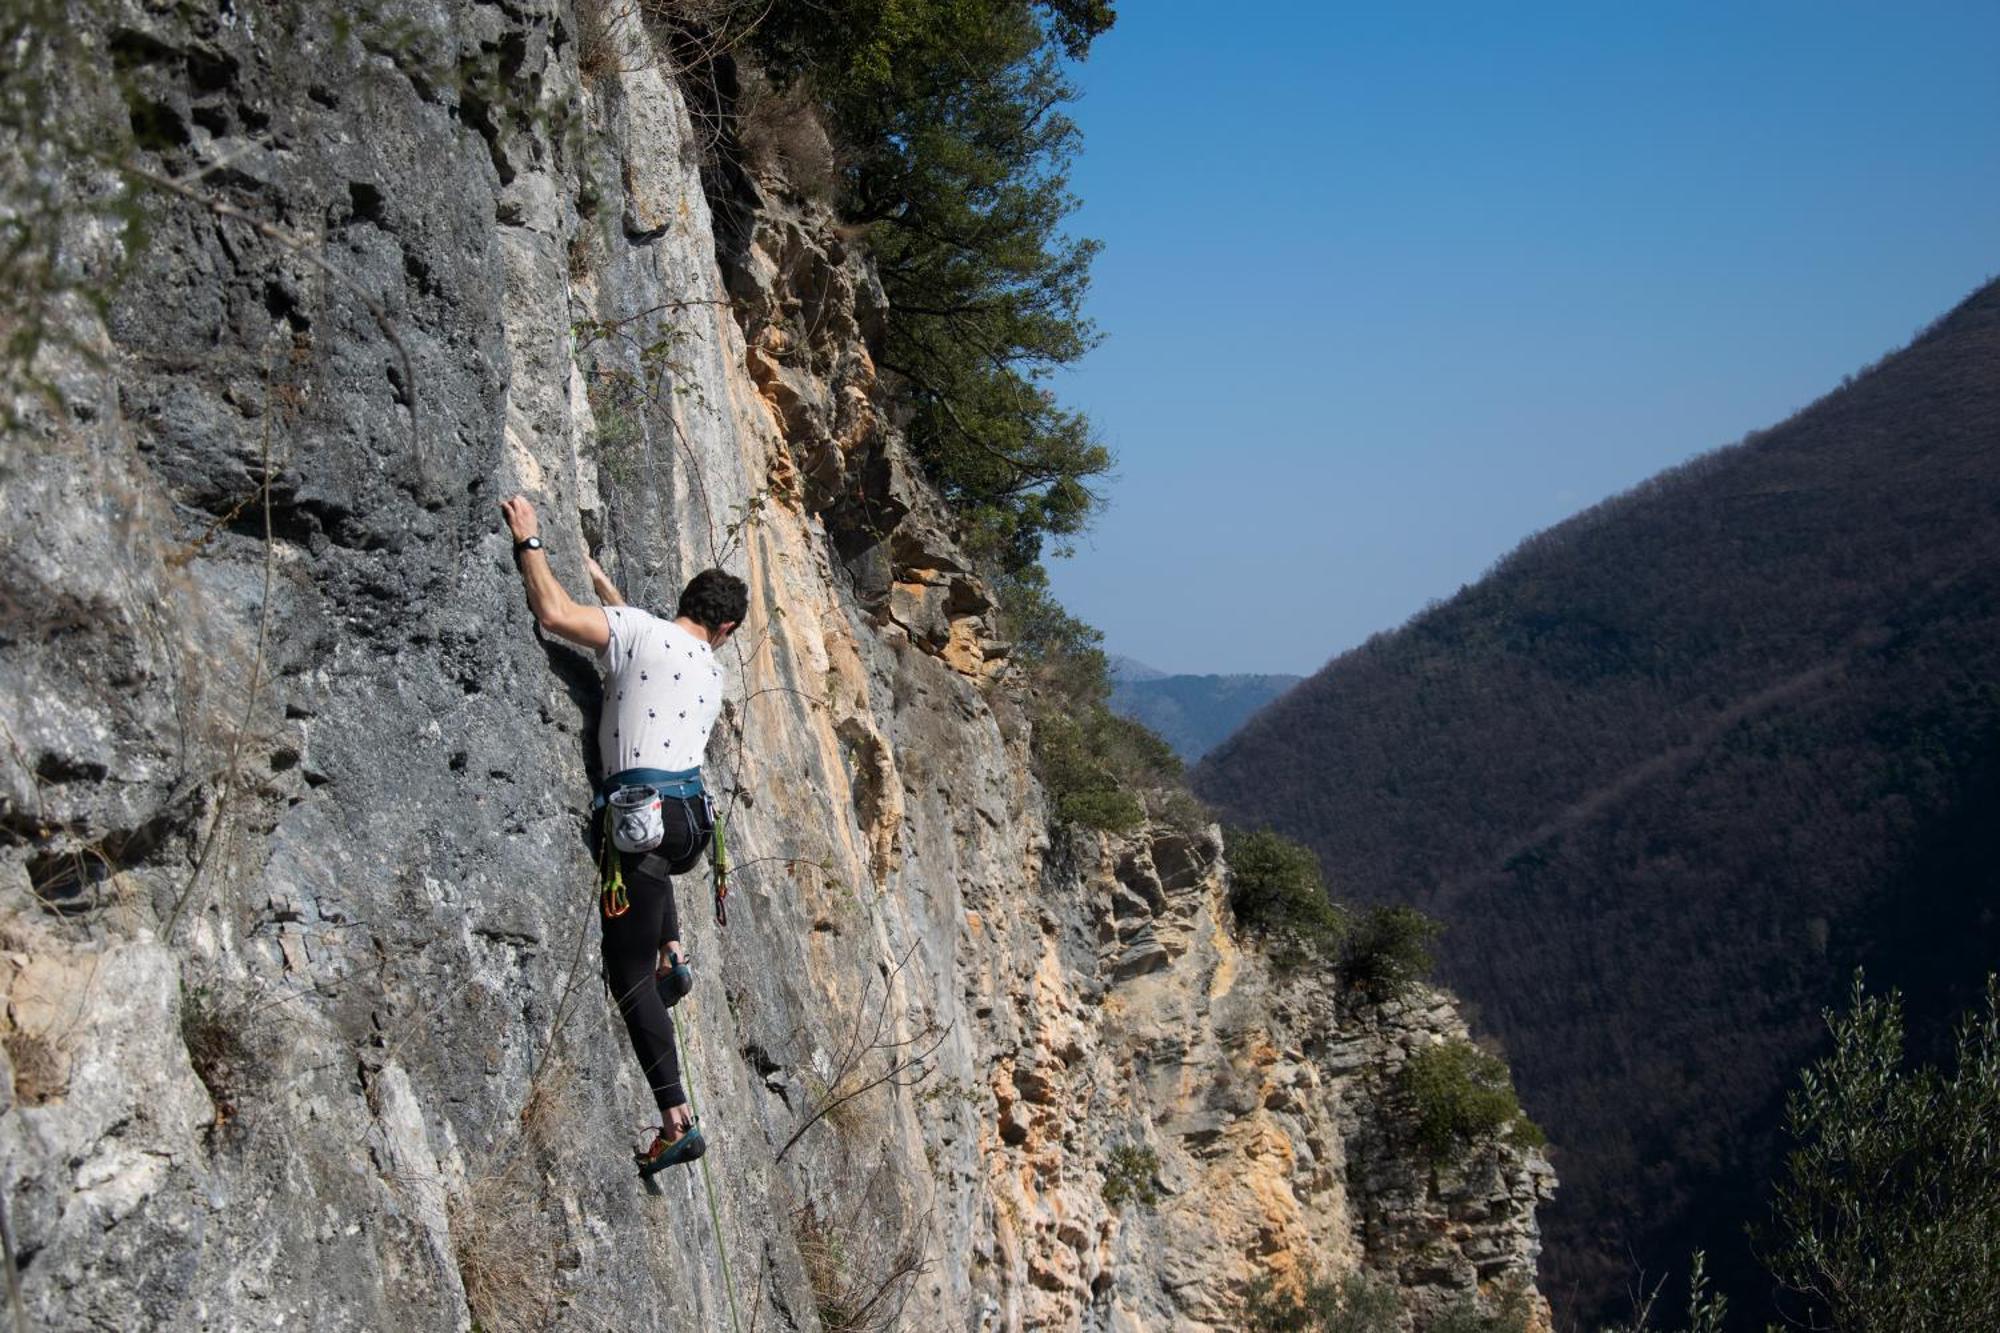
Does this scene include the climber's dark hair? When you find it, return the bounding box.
[678,569,748,634]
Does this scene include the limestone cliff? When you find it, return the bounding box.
[0,3,1551,1329]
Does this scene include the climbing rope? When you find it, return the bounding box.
[668,1005,746,1333]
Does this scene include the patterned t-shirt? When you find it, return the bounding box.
[596,607,725,777]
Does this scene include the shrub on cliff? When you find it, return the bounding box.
[1005,573,1187,831]
[1340,904,1441,1001]
[1240,1269,1400,1333]
[1032,696,1183,832]
[1224,827,1349,969]
[1398,1038,1544,1163]
[1219,829,1445,990]
[1427,1283,1535,1333]
[1099,1143,1161,1210]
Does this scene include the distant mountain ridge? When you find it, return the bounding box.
[1107,658,1302,761]
[1194,278,2000,1327]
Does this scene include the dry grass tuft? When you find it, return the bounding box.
[448,1057,574,1333]
[574,0,636,85]
[794,1196,930,1333]
[449,1166,560,1333]
[179,982,260,1125]
[3,1028,65,1105]
[738,70,839,201]
[517,1054,577,1155]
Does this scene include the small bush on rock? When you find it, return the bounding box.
[1399,1039,1544,1163]
[1241,1269,1401,1333]
[1035,709,1183,832]
[1225,827,1348,969]
[1426,1281,1535,1333]
[794,1195,929,1333]
[1341,904,1441,1001]
[1100,1143,1161,1210]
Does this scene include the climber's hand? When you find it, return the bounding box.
[500,495,540,542]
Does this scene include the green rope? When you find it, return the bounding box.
[669,1007,746,1333]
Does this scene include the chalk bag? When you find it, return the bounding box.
[609,784,665,854]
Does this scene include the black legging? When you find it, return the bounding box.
[600,793,712,1116]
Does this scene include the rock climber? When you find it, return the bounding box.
[501,494,748,1174]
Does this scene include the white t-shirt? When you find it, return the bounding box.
[596,607,726,777]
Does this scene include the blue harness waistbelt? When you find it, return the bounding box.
[593,766,703,809]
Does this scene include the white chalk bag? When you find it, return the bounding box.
[609,784,665,854]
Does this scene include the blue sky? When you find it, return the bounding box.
[1044,2,2000,675]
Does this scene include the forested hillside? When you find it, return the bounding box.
[1195,277,2000,1327]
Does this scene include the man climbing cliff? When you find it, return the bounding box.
[501,494,748,1174]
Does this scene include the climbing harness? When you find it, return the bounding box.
[593,767,704,917]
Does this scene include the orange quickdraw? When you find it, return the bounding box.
[599,809,631,918]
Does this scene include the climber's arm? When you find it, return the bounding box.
[501,495,611,651]
[585,555,627,608]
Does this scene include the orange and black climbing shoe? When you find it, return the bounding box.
[635,1122,706,1177]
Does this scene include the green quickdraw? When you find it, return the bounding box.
[598,808,631,918]
[710,809,729,926]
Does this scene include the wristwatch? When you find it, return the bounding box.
[513,535,544,556]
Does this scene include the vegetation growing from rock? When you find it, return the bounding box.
[794,1196,930,1333]
[1222,827,1446,995]
[1240,1269,1401,1333]
[1341,903,1441,1002]
[1224,827,1348,969]
[1398,1038,1543,1164]
[1428,1285,1536,1333]
[1099,1143,1161,1210]
[1003,574,1186,831]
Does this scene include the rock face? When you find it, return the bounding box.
[0,3,1550,1329]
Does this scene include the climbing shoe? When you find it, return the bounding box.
[635,1123,706,1176]
[656,955,693,1010]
